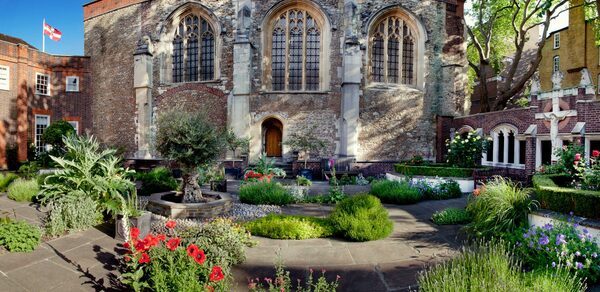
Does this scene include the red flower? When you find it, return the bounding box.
[138,252,150,264]
[156,234,166,241]
[165,220,177,229]
[143,234,160,248]
[209,266,225,282]
[192,249,206,265]
[123,242,130,249]
[124,255,131,262]
[166,238,181,251]
[187,244,199,257]
[575,153,582,161]
[593,150,600,158]
[130,227,140,239]
[135,240,148,252]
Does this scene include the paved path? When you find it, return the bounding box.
[0,192,466,291]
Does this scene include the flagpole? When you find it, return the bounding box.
[42,18,45,53]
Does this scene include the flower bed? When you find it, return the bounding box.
[386,172,473,193]
[532,174,600,220]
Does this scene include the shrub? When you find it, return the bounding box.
[155,108,226,203]
[0,172,18,192]
[465,177,537,239]
[245,214,334,240]
[296,175,312,187]
[552,144,585,178]
[121,224,230,292]
[7,178,39,202]
[394,164,478,178]
[329,194,393,242]
[179,218,255,267]
[239,182,294,206]
[18,161,40,180]
[533,174,600,219]
[418,241,585,292]
[446,131,487,168]
[511,221,600,283]
[370,180,422,204]
[41,120,76,158]
[431,208,471,225]
[135,167,179,196]
[432,180,462,200]
[0,220,41,252]
[45,196,103,237]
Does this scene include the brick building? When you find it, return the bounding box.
[82,0,468,165]
[540,0,599,92]
[0,33,91,169]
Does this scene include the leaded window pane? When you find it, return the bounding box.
[172,14,215,83]
[288,16,304,91]
[370,16,417,86]
[306,28,320,91]
[186,37,199,82]
[388,37,399,83]
[201,33,214,81]
[272,27,286,91]
[372,36,384,82]
[173,36,184,83]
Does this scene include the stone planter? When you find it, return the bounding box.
[115,211,151,241]
[386,173,475,193]
[146,191,233,219]
[210,180,227,192]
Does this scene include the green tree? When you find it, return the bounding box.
[283,126,328,169]
[225,129,250,168]
[155,109,226,203]
[467,0,569,112]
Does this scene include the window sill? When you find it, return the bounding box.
[482,162,526,169]
[260,90,331,95]
[161,79,222,86]
[365,83,421,91]
[35,93,51,96]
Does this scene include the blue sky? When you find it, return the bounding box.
[0,0,87,56]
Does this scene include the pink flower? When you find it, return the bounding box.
[593,150,600,158]
[575,153,581,161]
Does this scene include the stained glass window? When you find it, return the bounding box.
[270,9,321,91]
[172,14,215,83]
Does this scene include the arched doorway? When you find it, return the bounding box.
[262,118,283,157]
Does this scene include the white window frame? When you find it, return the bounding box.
[553,56,560,72]
[35,72,50,96]
[34,114,50,153]
[585,136,600,164]
[0,65,9,91]
[67,121,79,135]
[482,124,525,169]
[65,76,79,92]
[553,32,560,49]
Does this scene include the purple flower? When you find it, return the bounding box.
[583,228,589,234]
[556,234,567,246]
[567,261,572,267]
[576,262,584,269]
[592,252,598,258]
[552,262,556,268]
[575,251,581,256]
[574,223,579,228]
[543,223,553,231]
[570,211,574,216]
[538,235,550,246]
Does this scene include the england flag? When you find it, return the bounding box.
[43,23,62,41]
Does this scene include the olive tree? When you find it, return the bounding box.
[155,109,226,202]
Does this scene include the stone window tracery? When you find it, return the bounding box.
[369,15,416,86]
[269,8,321,91]
[172,14,214,83]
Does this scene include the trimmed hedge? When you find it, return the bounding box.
[394,164,478,178]
[329,194,393,242]
[532,174,600,219]
[245,214,334,240]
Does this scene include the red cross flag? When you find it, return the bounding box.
[43,22,62,41]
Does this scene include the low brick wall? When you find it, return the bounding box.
[292,160,398,179]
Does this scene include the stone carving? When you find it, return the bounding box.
[551,70,564,90]
[530,72,541,94]
[580,68,592,87]
[534,92,577,162]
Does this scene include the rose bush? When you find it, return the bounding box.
[120,221,229,291]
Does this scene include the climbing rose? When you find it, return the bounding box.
[165,220,177,229]
[138,252,150,264]
[575,153,581,161]
[209,266,225,282]
[593,150,600,158]
[166,238,181,251]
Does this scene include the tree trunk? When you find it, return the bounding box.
[182,171,204,203]
[478,63,491,113]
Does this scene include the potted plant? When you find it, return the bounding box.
[284,126,328,180]
[225,129,250,179]
[155,108,227,203]
[115,190,151,241]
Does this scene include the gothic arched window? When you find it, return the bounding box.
[269,8,322,91]
[172,14,215,83]
[369,15,417,86]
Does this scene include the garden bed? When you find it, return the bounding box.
[528,209,600,242]
[386,173,474,193]
[394,163,486,179]
[532,174,600,219]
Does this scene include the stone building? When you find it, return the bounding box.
[0,33,91,169]
[83,0,468,166]
[539,0,599,92]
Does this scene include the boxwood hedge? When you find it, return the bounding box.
[394,164,478,178]
[532,174,600,219]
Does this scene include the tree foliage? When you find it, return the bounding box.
[155,108,226,202]
[466,0,569,112]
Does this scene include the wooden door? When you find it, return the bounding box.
[265,127,282,157]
